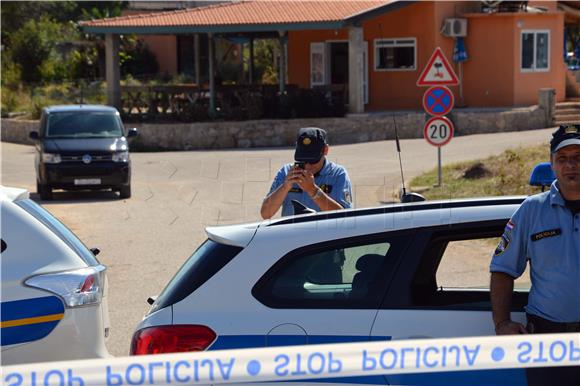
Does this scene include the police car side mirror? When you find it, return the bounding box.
[90,248,100,256]
[401,192,426,203]
[291,200,317,215]
[127,128,138,138]
[29,131,39,140]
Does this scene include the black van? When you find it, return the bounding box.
[29,105,138,200]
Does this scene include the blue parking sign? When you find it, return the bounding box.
[423,86,454,116]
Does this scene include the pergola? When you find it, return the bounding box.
[80,0,411,115]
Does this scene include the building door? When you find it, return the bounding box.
[178,34,209,83]
[329,42,348,85]
[311,41,368,105]
[328,41,368,105]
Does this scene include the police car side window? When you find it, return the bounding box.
[253,235,411,309]
[409,222,529,310]
[436,237,530,290]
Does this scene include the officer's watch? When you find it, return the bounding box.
[311,186,323,200]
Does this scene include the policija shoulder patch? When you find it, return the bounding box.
[530,228,561,242]
[494,234,510,256]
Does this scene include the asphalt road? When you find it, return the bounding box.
[1,127,554,356]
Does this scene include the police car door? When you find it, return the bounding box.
[370,220,529,386]
[250,226,416,386]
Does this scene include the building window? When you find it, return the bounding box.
[521,30,550,72]
[374,38,416,71]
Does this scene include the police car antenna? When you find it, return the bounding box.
[392,114,407,196]
[393,115,426,203]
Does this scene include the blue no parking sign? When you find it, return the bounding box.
[422,86,454,117]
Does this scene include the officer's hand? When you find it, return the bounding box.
[295,170,316,196]
[495,320,527,335]
[282,167,304,190]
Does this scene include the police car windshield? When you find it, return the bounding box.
[46,111,124,138]
[16,199,99,266]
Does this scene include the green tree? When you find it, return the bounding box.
[1,1,126,46]
[2,1,128,83]
[253,39,279,84]
[1,1,77,47]
[9,16,69,83]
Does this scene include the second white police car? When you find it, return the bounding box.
[1,186,110,365]
[131,194,536,386]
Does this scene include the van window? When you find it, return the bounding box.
[46,112,123,138]
[15,199,99,266]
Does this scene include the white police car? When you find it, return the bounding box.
[131,195,534,385]
[0,186,110,364]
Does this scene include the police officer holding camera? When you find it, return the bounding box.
[490,124,580,386]
[261,127,353,219]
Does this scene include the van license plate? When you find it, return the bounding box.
[74,178,101,185]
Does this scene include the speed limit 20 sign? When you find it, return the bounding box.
[423,116,454,147]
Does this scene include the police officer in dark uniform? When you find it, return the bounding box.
[260,127,353,219]
[490,124,580,386]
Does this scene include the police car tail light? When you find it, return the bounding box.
[25,265,106,308]
[130,325,216,355]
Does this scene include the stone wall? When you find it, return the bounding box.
[1,105,548,151]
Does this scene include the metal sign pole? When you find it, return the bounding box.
[437,147,442,187]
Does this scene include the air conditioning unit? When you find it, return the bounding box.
[441,18,468,37]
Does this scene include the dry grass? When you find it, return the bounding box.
[409,145,550,200]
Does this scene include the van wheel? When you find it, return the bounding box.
[37,181,53,200]
[118,184,131,199]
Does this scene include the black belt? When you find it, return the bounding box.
[527,314,580,333]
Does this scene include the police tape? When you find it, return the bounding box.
[2,333,579,386]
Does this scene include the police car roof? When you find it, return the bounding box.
[206,196,525,247]
[0,186,30,202]
[44,105,119,114]
[268,195,526,226]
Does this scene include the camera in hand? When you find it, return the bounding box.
[294,161,306,169]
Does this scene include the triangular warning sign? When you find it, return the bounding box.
[417,47,459,86]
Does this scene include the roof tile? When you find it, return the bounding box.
[81,0,391,27]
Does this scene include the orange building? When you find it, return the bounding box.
[287,1,567,109]
[83,1,572,111]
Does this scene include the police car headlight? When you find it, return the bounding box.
[112,151,129,163]
[42,153,62,164]
[25,265,106,308]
